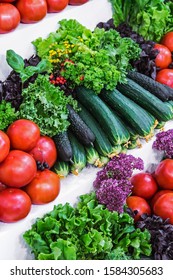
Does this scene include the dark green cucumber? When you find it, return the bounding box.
[75,87,130,146]
[156,121,166,129]
[99,156,109,166]
[68,131,86,175]
[77,102,114,156]
[117,78,173,121]
[85,145,101,167]
[53,161,70,178]
[53,131,73,162]
[100,88,156,138]
[67,104,95,146]
[127,70,173,101]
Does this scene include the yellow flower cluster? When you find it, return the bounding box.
[48,41,75,64]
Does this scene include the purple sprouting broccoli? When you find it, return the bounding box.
[152,129,173,159]
[93,153,144,189]
[96,178,132,213]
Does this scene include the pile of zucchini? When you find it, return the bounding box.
[52,74,173,178]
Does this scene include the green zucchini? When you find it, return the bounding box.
[53,131,73,162]
[67,104,95,146]
[117,78,173,122]
[99,156,109,167]
[100,88,156,139]
[68,131,87,175]
[127,70,173,101]
[77,102,114,157]
[156,121,166,129]
[75,87,130,146]
[53,161,70,178]
[85,145,101,167]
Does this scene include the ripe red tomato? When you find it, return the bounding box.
[15,0,47,23]
[126,196,151,222]
[7,119,40,152]
[0,131,10,163]
[156,69,173,88]
[0,188,31,223]
[155,159,173,190]
[131,172,158,200]
[0,182,7,192]
[24,169,60,204]
[150,190,173,209]
[46,0,68,12]
[29,136,57,168]
[153,193,173,224]
[0,3,20,34]
[161,32,173,52]
[68,0,89,5]
[1,0,16,2]
[154,43,172,69]
[0,150,37,188]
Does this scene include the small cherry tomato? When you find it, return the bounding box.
[7,119,40,152]
[150,189,173,209]
[15,0,47,23]
[161,32,173,52]
[0,3,20,34]
[29,136,57,168]
[0,188,31,223]
[24,169,60,204]
[153,193,173,224]
[126,196,151,222]
[155,159,173,189]
[0,130,10,163]
[46,0,68,13]
[156,69,173,88]
[131,172,158,200]
[154,43,172,69]
[0,150,37,188]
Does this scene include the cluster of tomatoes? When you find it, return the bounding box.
[0,0,89,34]
[0,119,60,223]
[126,159,173,224]
[154,31,173,88]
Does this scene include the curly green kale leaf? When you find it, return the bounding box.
[18,74,76,137]
[0,100,18,131]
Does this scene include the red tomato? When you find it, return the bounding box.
[0,182,7,192]
[7,119,40,152]
[0,3,20,34]
[29,136,57,168]
[150,190,173,209]
[0,150,37,188]
[126,196,151,222]
[154,44,172,69]
[15,0,47,23]
[161,32,173,52]
[0,131,10,163]
[1,0,16,2]
[153,193,173,224]
[46,0,68,12]
[68,0,89,5]
[131,172,158,200]
[156,69,173,88]
[0,188,31,223]
[155,159,173,190]
[24,169,60,204]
